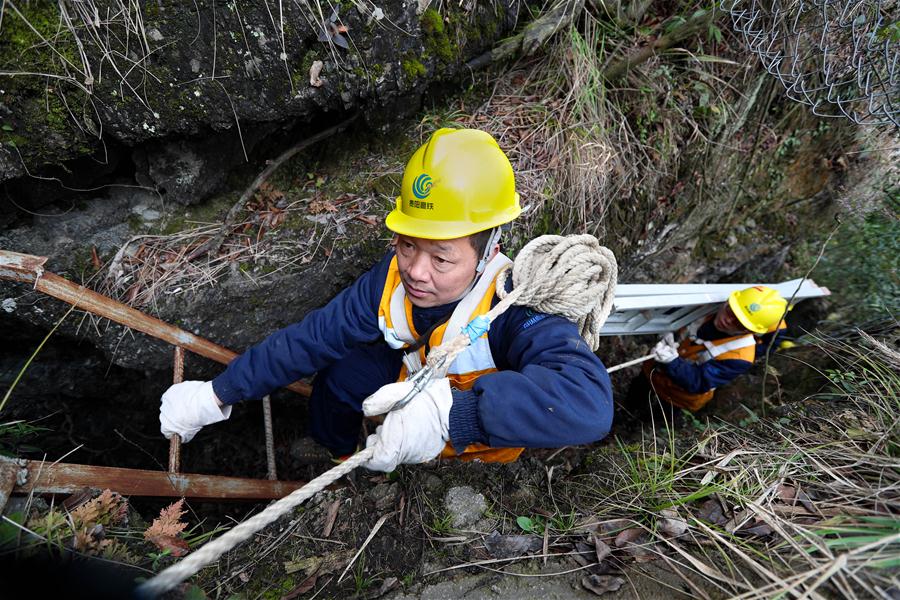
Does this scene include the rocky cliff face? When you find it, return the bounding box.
[0,0,537,382]
[0,0,528,206]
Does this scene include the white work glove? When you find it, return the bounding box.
[160,381,232,443]
[361,377,453,472]
[653,333,680,364]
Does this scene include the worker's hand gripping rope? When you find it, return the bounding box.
[381,354,448,413]
[360,375,453,472]
[358,312,491,472]
[652,333,679,364]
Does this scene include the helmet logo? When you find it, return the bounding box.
[412,173,433,199]
[749,303,761,313]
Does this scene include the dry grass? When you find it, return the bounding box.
[2,0,159,116]
[567,329,900,598]
[98,186,374,310]
[432,13,653,250]
[416,9,721,264]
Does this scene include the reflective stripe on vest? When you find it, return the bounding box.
[698,335,755,362]
[650,333,755,412]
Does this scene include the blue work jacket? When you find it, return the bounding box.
[212,251,613,451]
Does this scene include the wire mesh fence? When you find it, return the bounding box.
[728,0,899,127]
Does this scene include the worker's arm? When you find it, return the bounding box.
[662,356,752,394]
[210,253,392,404]
[448,308,613,450]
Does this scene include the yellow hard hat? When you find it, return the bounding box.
[727,286,788,334]
[385,128,521,240]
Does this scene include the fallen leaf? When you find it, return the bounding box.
[581,574,625,596]
[776,484,797,502]
[124,283,140,303]
[613,527,643,548]
[613,528,655,561]
[571,549,592,568]
[596,519,631,541]
[738,521,774,537]
[322,500,340,538]
[631,549,657,563]
[90,246,101,270]
[331,31,349,49]
[309,198,338,214]
[147,534,190,557]
[62,488,95,511]
[657,509,688,538]
[725,508,749,534]
[281,572,318,599]
[483,530,543,558]
[363,577,398,600]
[593,535,611,562]
[796,488,818,514]
[696,498,728,526]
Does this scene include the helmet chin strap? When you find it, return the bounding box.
[476,226,503,274]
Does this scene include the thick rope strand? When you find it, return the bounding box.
[501,234,617,352]
[137,447,374,597]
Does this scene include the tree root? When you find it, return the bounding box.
[602,8,714,82]
[465,0,587,71]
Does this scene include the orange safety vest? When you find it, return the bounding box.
[376,253,523,463]
[643,319,786,411]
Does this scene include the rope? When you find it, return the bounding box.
[428,234,617,372]
[137,447,374,597]
[138,234,618,598]
[606,353,655,373]
[501,234,617,352]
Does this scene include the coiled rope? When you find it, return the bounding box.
[138,234,617,597]
[428,234,616,374]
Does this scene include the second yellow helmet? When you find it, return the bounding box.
[728,286,788,334]
[385,128,522,240]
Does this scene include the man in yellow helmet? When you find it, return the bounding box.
[158,128,613,471]
[635,286,788,412]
